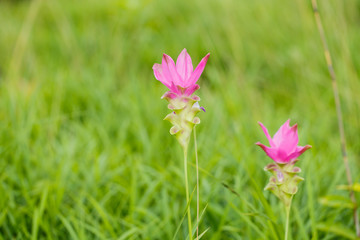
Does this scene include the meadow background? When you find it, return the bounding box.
[0,0,360,239]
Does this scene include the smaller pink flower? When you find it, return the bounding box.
[153,49,210,98]
[256,120,311,164]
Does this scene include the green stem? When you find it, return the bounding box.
[194,127,199,240]
[284,197,293,240]
[183,147,193,240]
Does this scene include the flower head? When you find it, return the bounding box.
[153,48,210,99]
[256,120,311,164]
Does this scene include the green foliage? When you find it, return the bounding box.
[319,195,354,209]
[0,0,359,239]
[317,222,359,240]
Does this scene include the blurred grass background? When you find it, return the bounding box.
[0,0,360,239]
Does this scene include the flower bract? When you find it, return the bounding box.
[256,120,311,164]
[153,48,210,99]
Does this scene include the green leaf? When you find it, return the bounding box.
[337,183,360,192]
[317,222,358,239]
[319,195,354,209]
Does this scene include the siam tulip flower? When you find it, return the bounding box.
[256,119,312,164]
[256,119,312,240]
[153,49,210,240]
[256,119,311,200]
[153,49,210,149]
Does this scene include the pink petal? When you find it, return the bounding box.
[162,54,183,87]
[187,53,210,87]
[273,119,289,146]
[273,120,299,152]
[184,84,200,96]
[176,49,193,83]
[276,149,290,163]
[285,145,312,162]
[258,122,275,148]
[256,142,278,162]
[169,81,182,95]
[153,63,171,89]
[278,123,299,154]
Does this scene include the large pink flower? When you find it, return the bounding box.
[153,49,210,98]
[256,120,311,164]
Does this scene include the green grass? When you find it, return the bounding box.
[0,0,360,239]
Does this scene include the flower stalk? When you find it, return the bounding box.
[194,127,199,240]
[285,198,292,240]
[183,146,193,240]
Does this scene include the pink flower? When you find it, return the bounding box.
[153,49,210,98]
[256,120,311,164]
